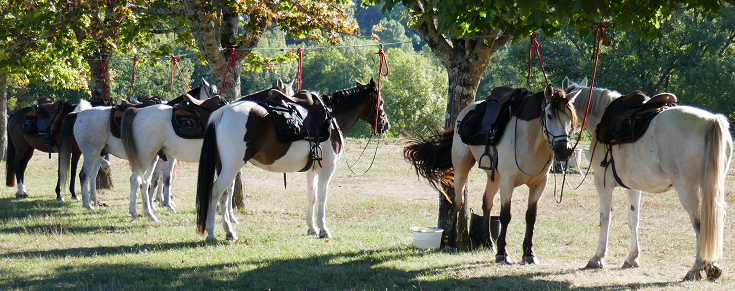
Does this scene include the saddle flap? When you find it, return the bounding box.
[648,93,677,105]
[488,86,516,104]
[620,91,650,108]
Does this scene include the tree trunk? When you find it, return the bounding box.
[87,54,114,189]
[0,73,8,161]
[232,171,244,209]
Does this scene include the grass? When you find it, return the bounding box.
[1,138,735,290]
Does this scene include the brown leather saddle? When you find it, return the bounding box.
[110,96,168,138]
[171,94,228,139]
[457,87,530,146]
[597,91,677,145]
[22,98,65,138]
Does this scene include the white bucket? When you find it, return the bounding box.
[410,227,444,250]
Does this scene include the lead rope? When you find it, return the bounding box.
[171,55,191,91]
[127,57,138,100]
[344,133,380,175]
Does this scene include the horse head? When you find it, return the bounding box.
[276,78,295,97]
[543,84,580,161]
[362,78,390,135]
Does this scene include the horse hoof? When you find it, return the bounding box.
[16,193,29,199]
[523,256,540,265]
[706,263,722,280]
[319,230,332,239]
[85,204,95,211]
[683,270,702,281]
[71,195,80,201]
[225,233,239,241]
[622,260,639,268]
[496,254,514,265]
[443,245,458,253]
[307,228,318,237]
[584,260,603,270]
[148,215,159,222]
[205,236,218,242]
[56,196,65,202]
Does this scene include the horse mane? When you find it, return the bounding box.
[572,86,621,118]
[236,87,274,102]
[321,83,375,115]
[512,91,545,121]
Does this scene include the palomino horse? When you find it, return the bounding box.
[118,82,295,222]
[58,83,218,216]
[195,79,389,241]
[6,100,91,200]
[404,85,578,264]
[561,77,732,281]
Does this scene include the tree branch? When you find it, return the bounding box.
[126,3,197,17]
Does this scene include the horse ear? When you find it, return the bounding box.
[369,78,376,87]
[544,84,554,100]
[567,87,582,104]
[277,78,284,88]
[562,77,570,91]
[580,77,588,87]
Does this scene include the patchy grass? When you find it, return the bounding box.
[1,138,734,290]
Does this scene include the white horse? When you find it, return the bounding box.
[195,79,389,241]
[561,77,732,281]
[119,81,295,222]
[59,84,217,218]
[403,84,579,264]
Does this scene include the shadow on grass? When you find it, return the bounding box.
[0,244,682,291]
[0,197,67,220]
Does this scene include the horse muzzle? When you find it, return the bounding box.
[552,140,573,161]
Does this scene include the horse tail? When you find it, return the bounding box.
[196,121,219,235]
[74,100,92,112]
[120,108,145,178]
[5,125,15,187]
[58,112,78,190]
[699,114,730,264]
[403,128,456,198]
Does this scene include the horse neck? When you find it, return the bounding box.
[515,116,547,151]
[332,103,369,135]
[574,87,618,133]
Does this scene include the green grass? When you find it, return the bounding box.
[2,139,735,290]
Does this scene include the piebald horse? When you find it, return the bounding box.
[119,82,294,222]
[6,101,90,200]
[404,85,578,264]
[196,79,389,241]
[561,77,732,281]
[58,83,218,216]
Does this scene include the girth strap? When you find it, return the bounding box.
[601,144,629,189]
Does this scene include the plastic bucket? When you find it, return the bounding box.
[410,227,444,250]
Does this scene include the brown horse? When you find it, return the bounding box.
[5,101,90,201]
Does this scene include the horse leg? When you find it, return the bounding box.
[306,170,319,236]
[521,179,546,265]
[140,159,159,222]
[480,175,500,253]
[315,162,338,238]
[78,155,98,210]
[219,180,237,240]
[227,180,238,224]
[622,189,642,268]
[69,151,81,200]
[675,185,705,281]
[445,150,473,251]
[89,156,108,206]
[495,181,515,264]
[206,167,240,241]
[585,183,614,269]
[14,146,34,198]
[160,158,176,212]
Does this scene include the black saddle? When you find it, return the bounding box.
[597,91,677,145]
[110,96,168,139]
[171,94,228,139]
[260,90,331,144]
[457,87,530,145]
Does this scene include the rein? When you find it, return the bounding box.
[344,133,380,175]
[513,116,552,178]
[171,56,191,91]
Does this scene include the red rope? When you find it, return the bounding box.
[527,32,549,87]
[127,57,138,100]
[170,56,190,91]
[221,48,236,92]
[571,24,611,151]
[101,60,112,105]
[374,48,389,135]
[296,48,303,91]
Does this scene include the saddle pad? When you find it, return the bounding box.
[22,102,64,135]
[171,105,206,139]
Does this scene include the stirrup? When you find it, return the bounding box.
[478,152,493,170]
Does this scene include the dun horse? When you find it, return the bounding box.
[561,77,732,281]
[404,85,578,264]
[195,79,389,241]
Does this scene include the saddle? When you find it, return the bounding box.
[258,90,332,171]
[21,98,66,146]
[110,96,168,139]
[171,94,228,139]
[457,87,530,146]
[596,90,677,145]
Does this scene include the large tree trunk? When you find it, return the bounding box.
[409,0,512,249]
[87,54,114,189]
[184,1,265,208]
[0,73,7,161]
